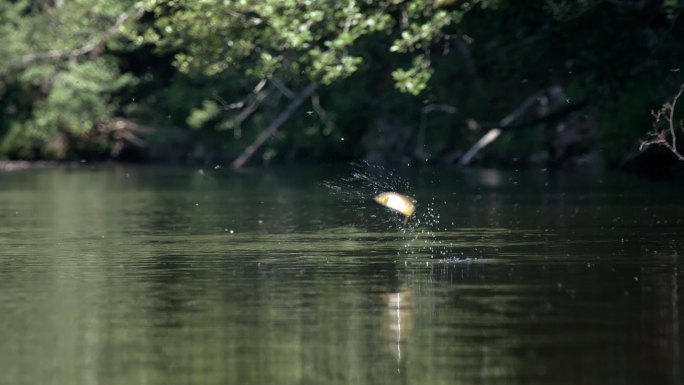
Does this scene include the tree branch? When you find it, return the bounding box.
[231,87,273,139]
[213,79,268,111]
[640,83,684,161]
[5,2,145,73]
[231,82,319,169]
[459,128,502,166]
[459,86,587,166]
[215,79,272,139]
[271,77,295,99]
[311,93,335,133]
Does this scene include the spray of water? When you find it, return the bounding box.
[323,162,409,228]
[323,161,450,259]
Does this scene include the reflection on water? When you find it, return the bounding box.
[381,287,414,372]
[0,165,682,385]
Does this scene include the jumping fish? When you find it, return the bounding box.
[374,192,416,222]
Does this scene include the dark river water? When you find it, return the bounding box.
[0,165,682,385]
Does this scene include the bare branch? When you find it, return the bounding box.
[213,95,245,111]
[459,86,587,166]
[213,79,271,139]
[311,93,335,133]
[640,83,684,161]
[213,79,267,112]
[459,128,502,166]
[668,85,683,156]
[231,83,319,170]
[252,78,268,94]
[271,77,295,99]
[231,88,272,139]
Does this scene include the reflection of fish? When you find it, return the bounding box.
[380,288,414,366]
[374,192,416,220]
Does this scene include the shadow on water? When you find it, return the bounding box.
[0,164,682,384]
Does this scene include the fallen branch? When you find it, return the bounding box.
[459,87,587,166]
[231,82,319,169]
[459,128,502,166]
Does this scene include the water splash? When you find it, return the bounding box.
[322,161,411,230]
[401,197,446,259]
[323,161,448,259]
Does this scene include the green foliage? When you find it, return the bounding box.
[187,100,221,130]
[392,55,433,95]
[30,60,133,135]
[148,0,484,90]
[2,59,134,158]
[0,0,142,158]
[0,0,683,166]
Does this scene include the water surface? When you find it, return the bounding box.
[0,165,682,385]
